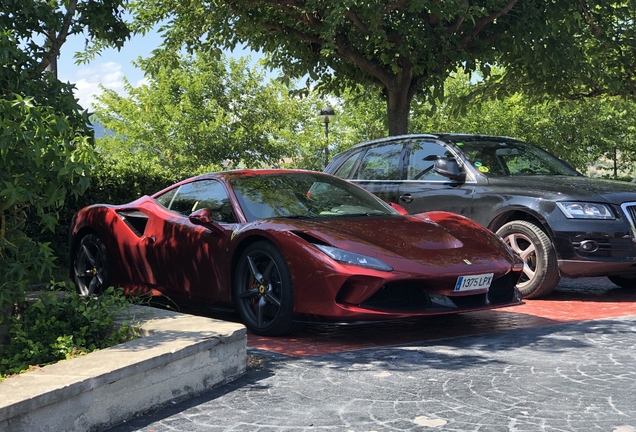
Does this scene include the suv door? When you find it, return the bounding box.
[396,140,476,218]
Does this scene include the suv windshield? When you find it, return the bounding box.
[453,139,580,177]
[231,173,396,222]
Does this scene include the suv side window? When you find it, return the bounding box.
[407,141,452,180]
[156,180,236,223]
[333,151,362,178]
[356,143,404,180]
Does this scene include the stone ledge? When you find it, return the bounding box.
[0,305,247,432]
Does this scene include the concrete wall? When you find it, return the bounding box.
[0,306,247,432]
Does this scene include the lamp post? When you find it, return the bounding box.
[318,105,335,168]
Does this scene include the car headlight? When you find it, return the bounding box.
[313,244,393,272]
[556,202,615,219]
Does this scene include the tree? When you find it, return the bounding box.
[0,0,130,311]
[93,52,332,175]
[408,70,636,174]
[473,2,636,103]
[132,0,593,136]
[324,68,636,176]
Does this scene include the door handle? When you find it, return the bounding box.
[144,236,156,244]
[399,193,413,204]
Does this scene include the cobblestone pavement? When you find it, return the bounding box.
[107,278,636,432]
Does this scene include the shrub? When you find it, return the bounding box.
[29,156,180,273]
[0,283,137,377]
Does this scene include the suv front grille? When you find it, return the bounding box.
[620,202,636,242]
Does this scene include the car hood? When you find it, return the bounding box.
[487,175,636,204]
[259,214,514,270]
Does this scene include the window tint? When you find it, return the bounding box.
[155,180,236,222]
[407,141,451,180]
[356,143,403,180]
[333,151,361,178]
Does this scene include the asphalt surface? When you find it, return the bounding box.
[107,278,636,432]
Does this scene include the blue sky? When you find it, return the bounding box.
[57,30,259,110]
[58,30,160,109]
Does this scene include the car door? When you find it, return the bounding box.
[395,140,476,218]
[145,179,236,302]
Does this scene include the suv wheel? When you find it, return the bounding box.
[496,220,560,299]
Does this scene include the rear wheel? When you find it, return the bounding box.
[73,234,111,296]
[234,241,301,336]
[608,274,636,289]
[496,220,560,299]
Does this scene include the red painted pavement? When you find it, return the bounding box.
[247,281,636,357]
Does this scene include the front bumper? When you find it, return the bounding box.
[551,216,636,277]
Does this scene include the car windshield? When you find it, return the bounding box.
[453,139,580,177]
[230,173,396,222]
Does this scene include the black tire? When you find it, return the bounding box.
[234,241,301,336]
[496,220,560,299]
[73,234,111,296]
[608,274,636,289]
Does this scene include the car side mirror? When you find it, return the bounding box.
[189,208,224,233]
[434,158,465,181]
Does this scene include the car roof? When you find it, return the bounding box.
[181,168,333,183]
[343,133,518,152]
[152,169,336,197]
[196,168,329,180]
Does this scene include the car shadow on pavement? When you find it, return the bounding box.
[144,277,636,357]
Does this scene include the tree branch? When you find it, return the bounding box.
[333,35,395,87]
[261,22,322,44]
[577,0,603,36]
[447,0,469,35]
[346,10,372,35]
[34,0,78,76]
[382,0,409,16]
[458,0,518,49]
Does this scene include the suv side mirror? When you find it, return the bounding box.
[189,208,223,233]
[434,158,465,181]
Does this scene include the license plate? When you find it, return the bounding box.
[454,273,494,291]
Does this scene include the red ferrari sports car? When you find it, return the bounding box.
[70,169,523,335]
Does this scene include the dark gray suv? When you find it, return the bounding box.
[325,133,636,298]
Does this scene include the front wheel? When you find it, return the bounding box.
[233,241,301,336]
[496,220,560,299]
[73,234,111,296]
[608,274,636,289]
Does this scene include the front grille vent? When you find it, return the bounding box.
[487,272,518,304]
[358,272,518,312]
[360,282,431,311]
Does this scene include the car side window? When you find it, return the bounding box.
[333,151,361,179]
[407,141,451,180]
[155,188,177,209]
[156,180,236,223]
[356,143,403,180]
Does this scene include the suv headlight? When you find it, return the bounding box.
[556,202,614,219]
[314,244,393,272]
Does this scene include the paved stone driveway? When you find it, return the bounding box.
[107,278,636,432]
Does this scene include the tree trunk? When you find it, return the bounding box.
[385,75,416,136]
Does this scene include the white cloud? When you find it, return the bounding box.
[63,62,126,109]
